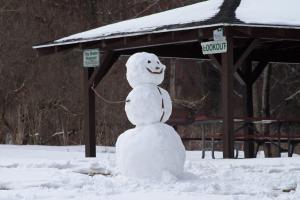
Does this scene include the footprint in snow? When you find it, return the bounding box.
[73,167,113,177]
[0,183,11,190]
[0,163,19,168]
[289,168,300,172]
[268,168,283,173]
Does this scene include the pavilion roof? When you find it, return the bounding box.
[33,0,300,49]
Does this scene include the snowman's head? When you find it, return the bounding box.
[126,52,166,88]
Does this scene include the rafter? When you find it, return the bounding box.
[234,39,259,71]
[251,61,269,84]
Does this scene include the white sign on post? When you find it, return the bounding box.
[201,40,227,55]
[83,49,100,67]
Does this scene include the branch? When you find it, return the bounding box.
[285,88,300,101]
[5,81,26,104]
[134,0,160,17]
[56,104,82,117]
[271,88,300,114]
[173,92,209,111]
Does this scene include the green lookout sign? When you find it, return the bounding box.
[83,49,100,67]
[201,40,227,55]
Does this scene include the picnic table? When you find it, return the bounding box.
[171,114,300,158]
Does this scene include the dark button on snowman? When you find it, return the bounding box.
[116,52,186,180]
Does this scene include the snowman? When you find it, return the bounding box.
[116,52,186,180]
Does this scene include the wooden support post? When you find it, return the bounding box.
[221,28,234,158]
[83,68,96,157]
[82,51,119,157]
[242,60,255,158]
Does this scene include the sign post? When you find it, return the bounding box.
[83,49,100,67]
[82,49,99,157]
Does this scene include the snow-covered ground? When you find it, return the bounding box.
[0,145,299,200]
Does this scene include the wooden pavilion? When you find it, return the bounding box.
[33,0,300,158]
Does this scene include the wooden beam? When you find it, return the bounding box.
[221,27,234,158]
[234,70,246,86]
[232,26,300,41]
[83,52,119,157]
[82,28,215,51]
[83,68,96,157]
[232,39,259,86]
[251,50,300,63]
[208,54,246,86]
[236,68,246,84]
[119,42,206,59]
[234,39,259,71]
[35,27,214,56]
[88,51,120,87]
[251,61,269,84]
[35,25,300,56]
[208,54,221,69]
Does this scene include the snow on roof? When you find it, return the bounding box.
[236,0,300,26]
[58,0,222,41]
[33,0,223,48]
[33,0,300,49]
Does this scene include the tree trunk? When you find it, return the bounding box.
[169,58,176,99]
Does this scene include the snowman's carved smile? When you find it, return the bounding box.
[146,67,163,74]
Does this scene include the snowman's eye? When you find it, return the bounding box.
[147,60,151,64]
[157,61,160,64]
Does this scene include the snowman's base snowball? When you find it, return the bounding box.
[116,123,186,180]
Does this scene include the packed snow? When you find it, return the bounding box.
[125,85,172,125]
[116,123,185,180]
[126,52,166,88]
[236,0,300,26]
[1,145,300,200]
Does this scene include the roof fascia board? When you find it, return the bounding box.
[32,23,227,49]
[33,23,300,52]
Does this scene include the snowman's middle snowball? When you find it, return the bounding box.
[125,84,172,126]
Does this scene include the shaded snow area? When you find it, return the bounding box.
[54,0,223,43]
[236,0,300,26]
[1,145,300,200]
